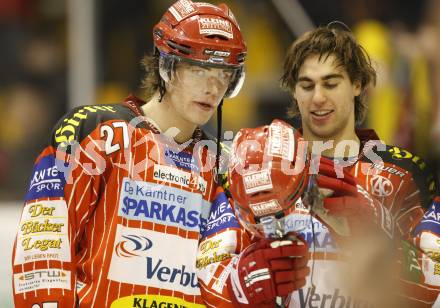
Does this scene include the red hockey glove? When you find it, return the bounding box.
[316,157,395,239]
[228,236,309,307]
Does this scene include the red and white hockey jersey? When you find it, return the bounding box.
[288,129,439,307]
[12,96,249,308]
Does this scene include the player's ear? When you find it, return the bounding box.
[291,88,297,101]
[352,80,361,97]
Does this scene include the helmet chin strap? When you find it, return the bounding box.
[216,99,224,183]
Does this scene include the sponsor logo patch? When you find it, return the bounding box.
[422,253,440,286]
[54,105,116,148]
[295,287,371,308]
[14,269,71,294]
[204,49,231,58]
[164,148,199,172]
[419,232,440,262]
[169,0,195,22]
[197,231,236,287]
[370,175,394,197]
[25,155,66,202]
[422,202,440,223]
[243,169,272,194]
[197,231,236,270]
[200,193,239,237]
[115,234,153,258]
[414,201,440,236]
[110,294,205,308]
[14,200,70,265]
[194,2,219,9]
[249,199,282,217]
[108,225,201,295]
[371,163,406,178]
[153,164,207,194]
[268,124,295,161]
[196,251,231,269]
[120,178,209,231]
[198,17,233,39]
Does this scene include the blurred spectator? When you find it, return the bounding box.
[352,1,439,164]
[0,83,54,199]
[355,21,403,145]
[418,0,440,176]
[0,1,65,199]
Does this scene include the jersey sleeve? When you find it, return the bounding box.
[398,197,440,307]
[382,147,440,306]
[11,105,117,308]
[196,183,251,307]
[385,146,439,237]
[398,239,440,307]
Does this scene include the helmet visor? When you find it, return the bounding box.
[159,54,244,98]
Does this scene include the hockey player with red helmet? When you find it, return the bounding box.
[11,1,299,307]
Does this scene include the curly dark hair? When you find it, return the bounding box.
[140,53,163,101]
[280,25,377,125]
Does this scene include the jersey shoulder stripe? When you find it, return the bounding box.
[50,103,145,149]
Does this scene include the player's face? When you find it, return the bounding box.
[166,62,234,126]
[293,54,361,142]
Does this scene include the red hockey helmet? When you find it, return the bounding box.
[228,119,312,238]
[153,0,246,98]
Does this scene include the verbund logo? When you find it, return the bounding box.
[108,225,201,295]
[146,257,199,288]
[115,235,153,258]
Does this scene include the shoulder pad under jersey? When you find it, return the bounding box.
[50,104,143,150]
[365,144,439,209]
